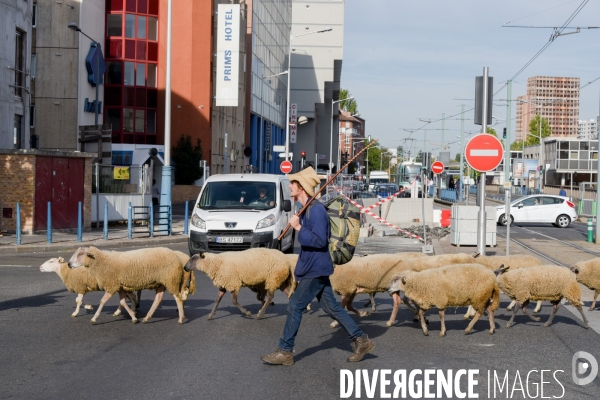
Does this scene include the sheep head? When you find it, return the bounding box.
[386,272,410,294]
[570,266,579,274]
[183,252,206,272]
[39,257,65,273]
[68,246,94,268]
[493,264,510,276]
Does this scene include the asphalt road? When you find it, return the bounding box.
[2,244,600,399]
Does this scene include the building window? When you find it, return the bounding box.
[107,14,122,36]
[30,54,36,78]
[125,14,135,38]
[30,105,35,128]
[32,4,37,28]
[14,115,22,149]
[14,30,25,98]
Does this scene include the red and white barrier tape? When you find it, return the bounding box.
[337,192,426,243]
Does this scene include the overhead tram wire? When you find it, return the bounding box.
[502,0,580,26]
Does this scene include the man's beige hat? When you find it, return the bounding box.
[287,166,320,197]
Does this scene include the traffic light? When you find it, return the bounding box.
[503,128,507,139]
[301,151,306,160]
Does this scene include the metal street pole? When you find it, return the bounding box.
[459,105,465,202]
[540,112,544,193]
[596,87,600,244]
[442,113,445,151]
[477,67,489,255]
[504,80,512,256]
[160,0,173,217]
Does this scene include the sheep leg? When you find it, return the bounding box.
[506,301,520,328]
[418,308,429,336]
[402,295,418,314]
[589,291,599,311]
[385,292,402,327]
[231,290,252,317]
[439,310,447,337]
[142,286,165,323]
[136,290,142,309]
[346,293,370,318]
[72,293,84,317]
[507,300,516,311]
[533,300,543,313]
[363,293,377,312]
[330,294,353,329]
[117,290,138,323]
[575,305,590,329]
[91,292,113,324]
[544,301,560,327]
[486,304,496,335]
[520,300,542,322]
[463,305,476,320]
[173,294,185,324]
[465,311,483,335]
[114,291,137,317]
[256,291,275,319]
[207,288,226,320]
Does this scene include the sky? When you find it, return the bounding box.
[342,0,600,158]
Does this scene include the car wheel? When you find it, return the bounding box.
[556,214,571,228]
[498,213,513,226]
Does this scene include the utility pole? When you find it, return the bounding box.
[504,80,513,256]
[459,105,465,203]
[477,67,490,255]
[441,113,445,152]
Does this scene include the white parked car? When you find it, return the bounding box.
[496,195,577,228]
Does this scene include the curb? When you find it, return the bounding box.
[0,235,189,255]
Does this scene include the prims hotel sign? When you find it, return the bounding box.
[216,4,240,106]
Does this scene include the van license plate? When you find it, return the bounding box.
[216,237,243,244]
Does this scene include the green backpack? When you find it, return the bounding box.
[321,195,361,265]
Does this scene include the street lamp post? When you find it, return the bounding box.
[260,71,288,173]
[285,27,332,162]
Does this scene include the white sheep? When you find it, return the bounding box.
[39,257,137,317]
[387,263,500,337]
[495,264,589,329]
[571,258,600,311]
[463,254,544,318]
[69,246,192,324]
[182,249,293,320]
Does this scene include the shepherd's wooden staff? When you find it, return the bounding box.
[278,140,379,240]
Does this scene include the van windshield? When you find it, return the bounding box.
[199,181,277,210]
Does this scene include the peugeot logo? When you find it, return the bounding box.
[225,222,237,228]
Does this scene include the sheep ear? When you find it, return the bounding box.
[570,266,579,274]
[86,252,95,260]
[472,252,481,258]
[199,252,205,259]
[499,264,509,272]
[401,277,406,284]
[58,257,64,263]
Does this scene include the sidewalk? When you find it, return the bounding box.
[0,203,192,255]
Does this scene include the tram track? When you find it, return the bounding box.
[498,224,600,267]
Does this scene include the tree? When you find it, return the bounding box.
[396,145,404,162]
[455,153,461,162]
[526,115,551,146]
[172,135,203,185]
[339,88,358,115]
[510,140,524,151]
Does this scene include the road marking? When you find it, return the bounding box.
[0,265,33,268]
[470,149,498,156]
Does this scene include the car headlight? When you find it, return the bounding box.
[191,213,206,229]
[256,214,275,229]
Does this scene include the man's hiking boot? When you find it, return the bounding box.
[261,348,294,366]
[347,335,375,362]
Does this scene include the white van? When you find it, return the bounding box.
[188,174,295,254]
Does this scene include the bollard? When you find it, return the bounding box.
[184,200,189,235]
[149,203,154,238]
[47,202,52,244]
[103,202,108,240]
[16,202,21,245]
[588,219,594,243]
[169,201,173,236]
[128,202,132,239]
[77,202,82,242]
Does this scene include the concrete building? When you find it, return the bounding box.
[515,76,580,141]
[338,108,365,171]
[578,117,598,140]
[289,0,344,172]
[1,0,34,150]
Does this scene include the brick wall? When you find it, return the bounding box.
[172,185,202,204]
[0,154,36,233]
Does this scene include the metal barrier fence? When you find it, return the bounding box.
[440,189,457,203]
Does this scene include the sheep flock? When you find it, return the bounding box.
[39,247,600,337]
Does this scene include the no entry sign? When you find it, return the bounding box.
[280,160,293,174]
[431,161,444,175]
[464,134,504,172]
